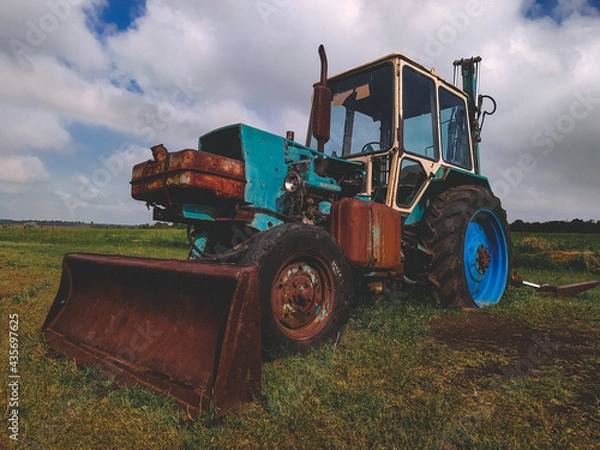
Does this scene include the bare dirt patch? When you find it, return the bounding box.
[429,312,551,381]
[429,312,541,362]
[429,312,600,413]
[429,312,600,367]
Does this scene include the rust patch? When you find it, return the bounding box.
[131,148,246,205]
[538,280,600,297]
[43,253,261,418]
[330,198,402,272]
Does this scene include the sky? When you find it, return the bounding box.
[0,0,599,225]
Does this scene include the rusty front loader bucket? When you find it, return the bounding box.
[42,253,260,418]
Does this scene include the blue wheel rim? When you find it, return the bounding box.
[464,209,509,307]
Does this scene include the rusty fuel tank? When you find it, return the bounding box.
[43,253,261,418]
[330,198,403,273]
[131,146,246,206]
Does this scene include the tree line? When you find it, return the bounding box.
[510,219,600,234]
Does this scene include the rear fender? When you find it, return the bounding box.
[404,167,491,226]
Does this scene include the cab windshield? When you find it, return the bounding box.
[309,62,394,157]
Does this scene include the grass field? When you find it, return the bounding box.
[1,227,600,449]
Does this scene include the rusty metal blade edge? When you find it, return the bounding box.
[538,280,600,297]
[44,328,205,415]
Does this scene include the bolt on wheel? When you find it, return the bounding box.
[271,254,335,339]
[240,223,353,354]
[464,210,509,307]
[422,185,512,308]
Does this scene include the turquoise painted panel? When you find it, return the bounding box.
[194,123,363,232]
[250,212,284,231]
[404,167,490,225]
[182,204,216,221]
[240,125,288,215]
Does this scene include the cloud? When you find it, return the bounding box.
[0,0,598,223]
[1,0,107,72]
[0,155,49,185]
[0,106,71,152]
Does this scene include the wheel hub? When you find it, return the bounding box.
[463,209,510,307]
[476,244,491,274]
[272,260,332,333]
[294,283,314,305]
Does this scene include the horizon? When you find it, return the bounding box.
[3,217,600,227]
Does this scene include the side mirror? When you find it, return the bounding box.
[312,45,332,152]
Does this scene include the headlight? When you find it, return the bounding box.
[284,171,303,193]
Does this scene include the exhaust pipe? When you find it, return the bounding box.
[312,44,332,152]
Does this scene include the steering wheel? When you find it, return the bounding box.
[361,141,390,153]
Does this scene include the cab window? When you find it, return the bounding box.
[396,158,427,207]
[439,87,472,170]
[402,66,439,161]
[310,63,395,157]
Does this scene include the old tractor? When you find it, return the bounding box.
[44,46,546,417]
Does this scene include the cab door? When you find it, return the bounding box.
[393,64,439,212]
[392,63,473,213]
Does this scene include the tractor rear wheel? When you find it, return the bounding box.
[240,223,353,355]
[422,185,511,308]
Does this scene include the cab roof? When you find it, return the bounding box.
[325,52,466,98]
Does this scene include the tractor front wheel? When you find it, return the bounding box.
[422,185,511,308]
[240,223,353,355]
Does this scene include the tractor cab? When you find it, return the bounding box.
[307,53,478,218]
